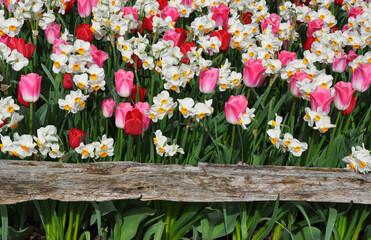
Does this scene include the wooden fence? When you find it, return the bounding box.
[0,160,370,205]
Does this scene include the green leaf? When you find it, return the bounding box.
[121,207,154,240]
[324,208,337,240]
[294,227,323,240]
[143,222,165,240]
[41,63,61,97]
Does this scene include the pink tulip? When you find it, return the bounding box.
[307,19,324,36]
[332,53,348,73]
[242,59,267,88]
[346,50,358,63]
[211,4,230,28]
[115,102,133,129]
[90,44,108,68]
[53,39,68,54]
[102,99,116,118]
[261,13,281,36]
[352,64,371,92]
[163,30,183,47]
[310,87,335,114]
[122,7,138,20]
[278,50,297,66]
[334,81,356,110]
[134,102,151,131]
[19,73,42,103]
[161,6,180,23]
[199,68,219,94]
[348,7,363,19]
[77,0,92,18]
[181,0,193,6]
[225,95,248,125]
[290,72,309,98]
[115,69,134,98]
[44,22,61,44]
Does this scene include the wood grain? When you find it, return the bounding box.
[0,160,370,205]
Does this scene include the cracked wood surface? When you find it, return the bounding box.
[0,160,370,205]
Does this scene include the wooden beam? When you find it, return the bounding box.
[0,160,370,205]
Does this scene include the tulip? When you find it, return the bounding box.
[179,42,196,63]
[115,69,134,98]
[199,68,219,94]
[241,12,253,24]
[342,97,357,115]
[225,95,248,125]
[122,7,138,20]
[128,85,147,103]
[115,102,133,129]
[69,128,85,149]
[90,44,108,68]
[211,4,230,28]
[125,109,144,135]
[17,87,35,107]
[332,53,348,73]
[44,22,61,44]
[352,64,371,92]
[76,23,93,43]
[157,0,168,10]
[290,72,309,98]
[63,73,73,89]
[161,6,180,23]
[102,99,116,118]
[346,50,358,63]
[261,13,281,35]
[126,54,143,69]
[53,39,68,54]
[134,102,151,131]
[278,50,297,66]
[7,37,35,60]
[348,7,363,19]
[209,30,231,51]
[163,30,183,47]
[310,87,335,114]
[77,0,92,18]
[307,19,324,36]
[140,15,155,33]
[19,73,42,103]
[242,59,267,88]
[334,81,356,110]
[304,35,316,51]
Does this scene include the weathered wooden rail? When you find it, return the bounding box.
[0,160,370,205]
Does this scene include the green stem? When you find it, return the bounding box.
[126,135,133,161]
[94,94,98,140]
[150,72,155,105]
[330,111,341,143]
[29,103,33,135]
[304,130,316,166]
[227,125,236,164]
[105,119,109,137]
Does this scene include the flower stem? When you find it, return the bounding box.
[105,119,109,137]
[330,111,342,143]
[227,125,236,164]
[29,103,33,135]
[304,130,316,166]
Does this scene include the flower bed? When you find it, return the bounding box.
[1,0,371,169]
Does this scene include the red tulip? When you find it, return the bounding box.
[76,23,93,43]
[7,37,35,60]
[157,0,168,10]
[209,30,231,51]
[179,42,196,63]
[304,35,316,51]
[63,73,73,89]
[342,97,357,115]
[140,15,156,33]
[241,12,253,24]
[124,109,143,135]
[126,54,143,69]
[128,85,146,103]
[68,128,85,149]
